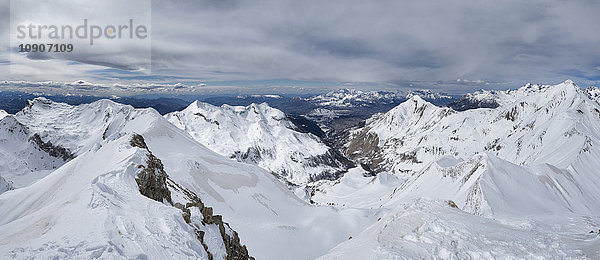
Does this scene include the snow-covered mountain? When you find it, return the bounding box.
[0,98,377,259]
[305,80,600,258]
[2,80,600,259]
[165,101,352,186]
[0,110,7,120]
[307,88,453,108]
[341,80,600,216]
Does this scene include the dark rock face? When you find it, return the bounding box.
[306,149,355,182]
[129,134,148,150]
[130,134,254,260]
[29,133,75,161]
[287,114,326,139]
[168,178,254,260]
[130,134,172,205]
[344,129,386,174]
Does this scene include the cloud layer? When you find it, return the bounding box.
[1,0,599,93]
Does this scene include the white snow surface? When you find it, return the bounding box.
[0,98,378,260]
[165,101,347,185]
[319,198,599,259]
[0,110,7,120]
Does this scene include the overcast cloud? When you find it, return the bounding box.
[1,0,599,94]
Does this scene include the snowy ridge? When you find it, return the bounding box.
[165,101,350,185]
[449,80,586,111]
[14,97,151,156]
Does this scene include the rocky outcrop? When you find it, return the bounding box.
[344,128,386,174]
[29,133,75,161]
[130,134,254,260]
[131,137,173,204]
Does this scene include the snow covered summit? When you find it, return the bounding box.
[165,101,352,186]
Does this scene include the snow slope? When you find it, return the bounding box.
[165,101,350,185]
[0,110,7,120]
[0,98,378,259]
[319,198,599,259]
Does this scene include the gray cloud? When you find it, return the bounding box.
[1,0,600,93]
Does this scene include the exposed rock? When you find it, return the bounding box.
[447,200,459,208]
[29,133,75,161]
[130,134,254,260]
[345,129,386,174]
[131,135,172,205]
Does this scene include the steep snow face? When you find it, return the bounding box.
[344,80,600,217]
[165,101,350,185]
[1,98,378,260]
[0,97,155,187]
[319,198,598,259]
[14,98,148,155]
[0,110,7,120]
[308,89,452,108]
[449,80,585,111]
[0,116,66,188]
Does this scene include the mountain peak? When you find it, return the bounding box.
[0,110,7,120]
[562,79,576,86]
[409,94,426,103]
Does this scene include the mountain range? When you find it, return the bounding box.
[1,80,600,258]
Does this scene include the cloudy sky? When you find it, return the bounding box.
[1,0,599,94]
